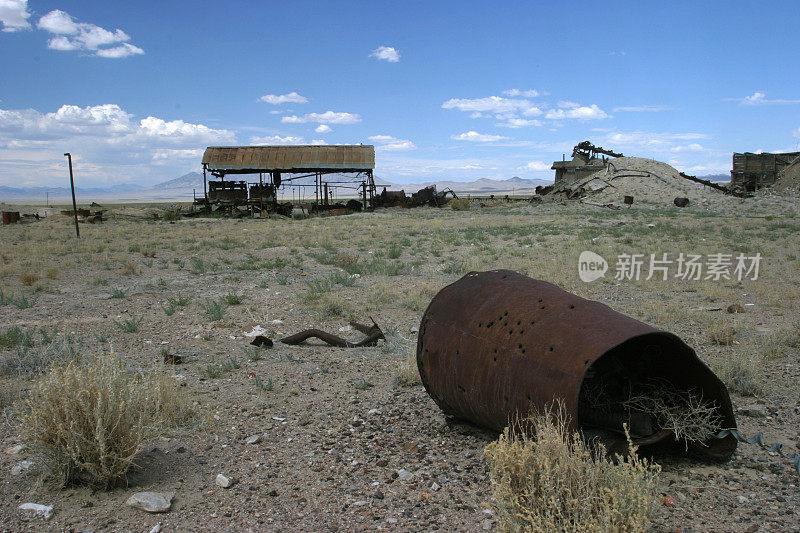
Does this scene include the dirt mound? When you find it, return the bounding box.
[547,157,729,206]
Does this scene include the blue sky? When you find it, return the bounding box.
[1,0,799,188]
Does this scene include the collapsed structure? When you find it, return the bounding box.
[417,270,737,460]
[545,141,743,205]
[731,151,800,192]
[200,145,376,215]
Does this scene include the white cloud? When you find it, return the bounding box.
[520,161,551,171]
[495,118,542,128]
[315,124,331,134]
[609,50,626,56]
[36,9,144,58]
[451,131,510,142]
[557,101,579,109]
[311,139,326,145]
[152,148,204,161]
[368,135,417,151]
[724,92,800,105]
[259,92,308,105]
[0,0,31,32]
[442,96,535,114]
[613,105,674,112]
[545,104,610,120]
[0,103,233,186]
[281,111,361,125]
[369,45,400,62]
[599,130,713,156]
[250,135,305,145]
[503,89,541,98]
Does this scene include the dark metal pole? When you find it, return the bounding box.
[64,153,79,238]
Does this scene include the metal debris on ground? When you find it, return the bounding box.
[281,319,385,348]
[416,269,738,460]
[250,335,274,348]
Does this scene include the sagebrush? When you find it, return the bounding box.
[485,408,661,533]
[23,351,191,488]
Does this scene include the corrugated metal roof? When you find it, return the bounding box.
[202,145,375,173]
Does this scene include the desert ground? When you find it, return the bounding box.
[1,192,800,532]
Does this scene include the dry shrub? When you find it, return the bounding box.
[709,324,737,346]
[712,349,763,397]
[20,273,40,286]
[45,268,59,279]
[485,408,660,533]
[395,346,421,387]
[23,351,191,488]
[119,261,138,276]
[450,197,471,211]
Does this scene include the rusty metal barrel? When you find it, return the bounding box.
[417,270,737,459]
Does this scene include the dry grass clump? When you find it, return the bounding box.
[119,260,138,276]
[709,324,737,346]
[20,272,40,286]
[395,346,421,386]
[713,349,763,397]
[22,351,191,488]
[485,408,660,533]
[762,322,800,359]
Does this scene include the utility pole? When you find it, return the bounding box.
[64,153,79,238]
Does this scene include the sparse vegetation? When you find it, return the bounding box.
[223,291,244,305]
[110,287,127,299]
[485,408,660,533]
[114,316,142,333]
[201,298,227,321]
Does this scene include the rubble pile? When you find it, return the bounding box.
[547,157,727,206]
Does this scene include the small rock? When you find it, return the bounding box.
[271,319,284,325]
[215,474,234,488]
[396,469,414,482]
[149,524,163,533]
[410,326,419,334]
[386,517,398,524]
[738,404,768,418]
[126,492,174,513]
[374,490,384,500]
[246,434,262,445]
[483,508,493,518]
[738,495,749,503]
[727,304,745,314]
[430,482,441,492]
[482,519,493,530]
[18,503,53,520]
[11,460,34,476]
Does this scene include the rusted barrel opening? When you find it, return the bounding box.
[578,333,737,459]
[417,270,737,461]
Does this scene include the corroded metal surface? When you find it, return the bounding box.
[202,145,375,173]
[417,270,737,459]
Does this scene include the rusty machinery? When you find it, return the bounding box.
[417,270,737,460]
[572,140,623,160]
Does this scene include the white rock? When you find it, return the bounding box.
[244,325,267,338]
[410,326,419,334]
[11,460,33,476]
[246,434,262,445]
[149,523,163,533]
[126,492,174,513]
[271,319,284,325]
[367,408,380,415]
[338,325,353,332]
[430,482,441,491]
[5,444,25,455]
[483,508,493,518]
[215,474,234,488]
[18,503,53,520]
[396,469,414,482]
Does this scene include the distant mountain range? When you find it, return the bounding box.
[0,171,729,202]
